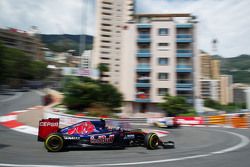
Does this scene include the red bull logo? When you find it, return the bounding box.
[90,134,115,144]
[67,121,95,135]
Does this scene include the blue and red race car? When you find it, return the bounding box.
[38,118,175,152]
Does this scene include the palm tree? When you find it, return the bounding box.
[97,63,109,81]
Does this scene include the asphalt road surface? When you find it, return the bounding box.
[0,91,250,167]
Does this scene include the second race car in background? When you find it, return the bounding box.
[153,117,180,128]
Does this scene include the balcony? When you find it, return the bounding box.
[137,34,151,43]
[135,93,151,103]
[176,34,192,43]
[176,64,192,72]
[176,24,193,28]
[136,63,151,72]
[137,23,151,29]
[137,49,151,58]
[136,83,151,87]
[176,80,193,91]
[136,79,151,87]
[176,49,193,57]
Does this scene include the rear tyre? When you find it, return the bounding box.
[144,133,159,150]
[44,133,64,152]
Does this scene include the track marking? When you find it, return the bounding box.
[0,92,23,102]
[0,129,249,167]
[34,90,46,96]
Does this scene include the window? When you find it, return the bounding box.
[102,1,112,5]
[102,23,111,26]
[158,43,169,47]
[102,12,111,16]
[101,40,111,43]
[101,34,111,37]
[158,88,169,96]
[158,28,169,36]
[101,45,110,48]
[158,58,168,65]
[158,73,168,80]
[101,29,111,32]
[101,51,110,54]
[101,57,110,60]
[158,43,169,51]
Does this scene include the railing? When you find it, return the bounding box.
[176,24,193,28]
[137,23,151,28]
[137,63,150,68]
[176,64,192,68]
[135,93,151,102]
[177,49,192,53]
[137,49,151,57]
[176,34,192,38]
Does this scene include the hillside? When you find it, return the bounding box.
[40,34,93,55]
[220,54,250,84]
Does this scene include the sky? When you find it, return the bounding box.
[0,0,250,57]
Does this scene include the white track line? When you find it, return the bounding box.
[0,129,249,167]
[0,92,23,102]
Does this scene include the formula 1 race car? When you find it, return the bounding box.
[38,118,175,152]
[153,117,180,128]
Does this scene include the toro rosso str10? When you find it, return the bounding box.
[38,118,175,152]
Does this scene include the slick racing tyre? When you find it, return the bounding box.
[44,133,64,152]
[144,133,159,150]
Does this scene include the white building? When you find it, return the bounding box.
[93,0,134,86]
[120,14,200,113]
[200,79,220,101]
[81,50,92,69]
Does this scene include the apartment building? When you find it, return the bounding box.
[0,28,43,60]
[93,0,134,86]
[220,75,233,105]
[81,50,92,69]
[199,51,233,104]
[200,51,220,79]
[120,14,200,113]
[200,79,220,101]
[233,83,249,103]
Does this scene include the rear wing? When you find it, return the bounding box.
[38,118,59,141]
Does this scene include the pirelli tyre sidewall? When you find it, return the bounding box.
[144,133,159,150]
[44,133,64,152]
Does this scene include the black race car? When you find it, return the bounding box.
[38,118,175,152]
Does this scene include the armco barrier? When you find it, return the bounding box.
[231,115,249,128]
[207,115,227,125]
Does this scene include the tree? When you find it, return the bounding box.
[97,63,109,81]
[63,80,101,110]
[30,60,51,80]
[0,43,51,86]
[62,76,123,112]
[158,94,193,116]
[204,99,222,110]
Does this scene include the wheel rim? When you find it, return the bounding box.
[149,134,159,149]
[46,135,63,151]
[49,136,61,148]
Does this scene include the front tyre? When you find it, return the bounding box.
[44,133,64,152]
[144,133,159,150]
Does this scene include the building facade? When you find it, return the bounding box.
[200,79,220,101]
[0,28,43,60]
[81,50,93,69]
[200,51,220,79]
[93,0,134,86]
[233,83,249,103]
[219,75,233,105]
[120,14,200,113]
[199,51,233,104]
